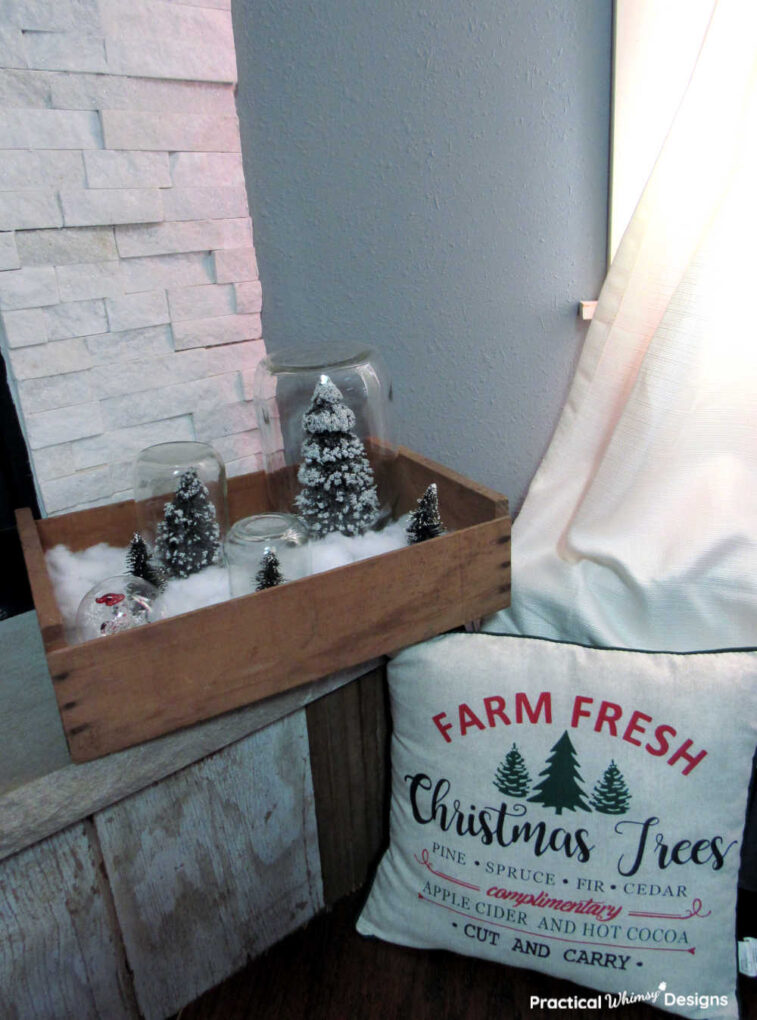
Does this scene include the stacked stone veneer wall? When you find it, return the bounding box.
[0,0,264,515]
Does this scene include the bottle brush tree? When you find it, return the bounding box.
[126,532,166,591]
[255,549,285,591]
[295,375,380,537]
[155,468,221,578]
[406,482,445,544]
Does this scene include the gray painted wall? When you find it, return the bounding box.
[233,0,612,513]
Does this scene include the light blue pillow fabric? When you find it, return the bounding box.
[358,633,757,1020]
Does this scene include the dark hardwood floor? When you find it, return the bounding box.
[175,892,757,1020]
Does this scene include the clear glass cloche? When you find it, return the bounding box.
[252,342,396,534]
[133,441,228,577]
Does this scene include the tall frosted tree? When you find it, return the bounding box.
[155,468,221,578]
[528,730,592,815]
[493,743,531,798]
[591,760,632,815]
[295,375,380,537]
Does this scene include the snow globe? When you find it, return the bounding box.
[252,343,396,533]
[75,574,165,642]
[133,441,228,577]
[225,513,311,597]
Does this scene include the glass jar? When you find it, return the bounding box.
[252,342,396,533]
[133,441,228,576]
[225,513,311,597]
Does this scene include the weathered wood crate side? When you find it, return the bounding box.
[17,448,510,763]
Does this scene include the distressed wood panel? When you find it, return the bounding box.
[0,821,138,1020]
[95,712,323,1020]
[306,665,390,904]
[0,659,381,864]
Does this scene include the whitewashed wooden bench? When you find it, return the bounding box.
[0,610,387,1019]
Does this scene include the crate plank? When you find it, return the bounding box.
[0,659,381,864]
[0,820,138,1019]
[49,514,509,760]
[15,507,66,650]
[306,665,389,904]
[95,712,322,1020]
[18,447,510,762]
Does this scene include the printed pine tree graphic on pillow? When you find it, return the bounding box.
[493,743,531,797]
[527,730,592,815]
[591,760,632,815]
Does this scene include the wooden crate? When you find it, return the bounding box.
[17,447,510,763]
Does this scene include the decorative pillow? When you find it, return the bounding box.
[357,633,757,1019]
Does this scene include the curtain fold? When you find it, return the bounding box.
[486,0,757,654]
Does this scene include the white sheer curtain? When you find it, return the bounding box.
[486,0,757,654]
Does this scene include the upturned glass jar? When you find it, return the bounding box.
[252,342,396,531]
[225,513,311,597]
[133,441,228,575]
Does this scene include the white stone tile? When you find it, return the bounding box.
[26,400,103,448]
[220,218,253,248]
[24,31,107,74]
[101,2,236,83]
[234,280,262,315]
[39,465,112,513]
[89,349,207,398]
[211,429,261,463]
[101,373,238,428]
[83,150,171,189]
[72,415,194,470]
[0,232,19,271]
[167,283,235,322]
[101,111,240,152]
[193,399,257,440]
[16,226,117,267]
[86,324,174,363]
[160,0,231,9]
[203,338,264,376]
[0,27,27,69]
[105,290,169,333]
[0,266,58,310]
[8,337,91,379]
[32,442,75,481]
[121,252,214,293]
[0,109,102,149]
[60,188,163,227]
[169,151,244,188]
[18,369,93,413]
[3,0,101,32]
[0,150,86,190]
[240,368,256,401]
[70,433,108,470]
[116,218,242,258]
[56,261,124,302]
[161,186,248,222]
[225,453,262,478]
[172,312,262,350]
[45,299,108,340]
[212,245,257,283]
[0,68,51,107]
[0,190,62,231]
[49,73,235,116]
[0,307,47,347]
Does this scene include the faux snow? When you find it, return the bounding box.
[46,516,410,643]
